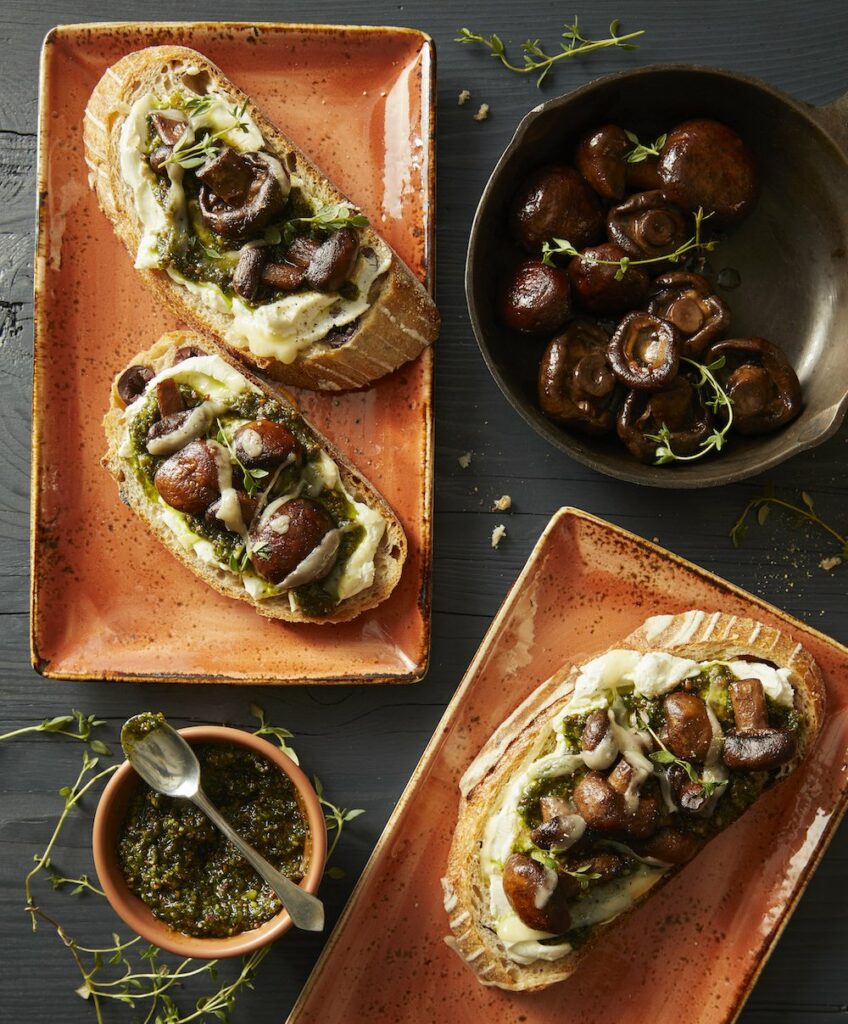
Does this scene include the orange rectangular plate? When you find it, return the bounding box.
[288,508,848,1022]
[32,22,434,684]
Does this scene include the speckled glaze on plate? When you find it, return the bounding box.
[287,508,848,1023]
[31,22,434,683]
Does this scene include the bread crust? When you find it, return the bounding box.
[103,330,406,624]
[442,611,826,990]
[83,45,439,390]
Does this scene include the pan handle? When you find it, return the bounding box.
[813,92,848,153]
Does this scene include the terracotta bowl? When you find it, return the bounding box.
[93,725,327,958]
[466,65,848,488]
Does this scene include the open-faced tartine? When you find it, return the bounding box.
[84,45,439,390]
[442,610,825,990]
[103,331,406,624]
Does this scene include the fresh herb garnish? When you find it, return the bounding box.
[639,714,723,797]
[0,709,109,752]
[455,18,644,87]
[646,356,734,465]
[250,703,300,764]
[624,129,667,163]
[265,202,370,247]
[215,418,269,497]
[314,775,365,879]
[730,487,848,561]
[563,864,603,889]
[542,207,717,280]
[165,100,251,170]
[182,95,214,117]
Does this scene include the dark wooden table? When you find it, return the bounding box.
[2,1,847,1021]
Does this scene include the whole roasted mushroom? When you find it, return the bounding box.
[648,272,731,359]
[658,119,757,225]
[575,124,631,200]
[510,165,604,253]
[249,497,337,586]
[617,376,712,463]
[198,149,289,241]
[502,853,571,933]
[608,312,681,390]
[500,258,572,335]
[606,190,689,262]
[723,677,796,771]
[538,320,620,435]
[568,243,650,314]
[706,337,802,435]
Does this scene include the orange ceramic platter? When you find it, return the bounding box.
[31,22,434,683]
[288,508,848,1023]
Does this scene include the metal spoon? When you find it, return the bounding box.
[121,714,324,932]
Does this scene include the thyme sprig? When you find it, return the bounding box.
[730,488,848,560]
[0,709,109,751]
[639,714,723,797]
[165,101,250,169]
[455,18,644,87]
[563,864,603,889]
[542,207,717,280]
[250,703,300,764]
[264,203,369,246]
[647,356,734,465]
[314,775,365,879]
[625,129,666,163]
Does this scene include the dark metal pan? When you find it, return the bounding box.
[465,65,848,488]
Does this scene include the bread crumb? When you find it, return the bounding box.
[458,89,471,105]
[491,524,507,549]
[492,494,512,511]
[819,555,842,571]
[458,452,472,469]
[473,103,490,122]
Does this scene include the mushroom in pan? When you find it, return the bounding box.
[510,165,604,253]
[197,148,289,241]
[248,497,339,587]
[154,439,220,516]
[608,312,681,390]
[500,258,572,335]
[658,119,758,225]
[567,243,650,314]
[538,320,620,435]
[648,272,731,359]
[502,853,572,933]
[617,376,712,463]
[575,124,632,200]
[722,677,796,771]
[606,190,690,262]
[706,337,802,435]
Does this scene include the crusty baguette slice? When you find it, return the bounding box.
[103,330,406,624]
[442,611,826,990]
[84,45,439,390]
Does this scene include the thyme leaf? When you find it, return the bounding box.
[455,18,644,87]
[624,130,667,163]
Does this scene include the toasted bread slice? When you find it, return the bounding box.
[84,45,438,390]
[442,611,825,990]
[103,331,406,624]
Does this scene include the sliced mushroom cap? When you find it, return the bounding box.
[510,164,604,253]
[198,152,288,241]
[617,376,712,463]
[149,146,172,177]
[305,227,361,292]
[575,124,631,200]
[723,728,796,771]
[116,365,153,405]
[232,246,267,301]
[156,378,185,416]
[648,272,731,359]
[607,190,689,261]
[538,320,620,435]
[249,497,335,586]
[500,258,572,335]
[706,337,802,435]
[150,112,187,147]
[197,147,259,203]
[173,345,205,363]
[568,243,650,315]
[502,853,571,934]
[154,439,220,516]
[608,312,681,390]
[667,762,710,815]
[658,119,758,225]
[660,692,713,762]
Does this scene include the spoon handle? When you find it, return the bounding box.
[192,787,324,932]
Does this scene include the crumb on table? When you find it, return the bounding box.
[473,103,490,122]
[458,452,472,469]
[458,89,471,105]
[491,524,507,549]
[819,555,842,571]
[492,494,512,511]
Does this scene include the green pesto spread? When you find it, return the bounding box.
[118,742,307,938]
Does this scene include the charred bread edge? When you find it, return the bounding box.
[103,330,407,624]
[442,610,826,991]
[83,43,439,390]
